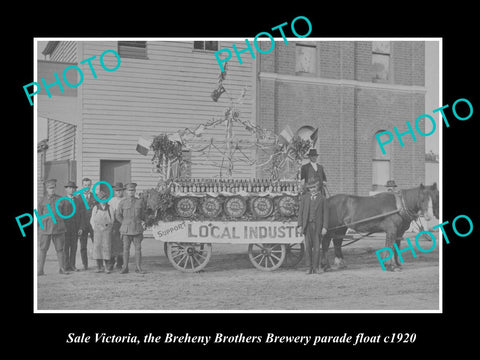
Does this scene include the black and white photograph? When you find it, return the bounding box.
[8,8,479,356]
[33,38,441,312]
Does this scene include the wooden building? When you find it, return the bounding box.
[38,39,431,197]
[38,40,256,194]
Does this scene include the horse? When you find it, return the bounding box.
[424,182,439,219]
[320,184,438,272]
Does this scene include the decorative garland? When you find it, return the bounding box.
[151,134,184,181]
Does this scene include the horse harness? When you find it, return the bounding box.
[394,190,419,223]
[328,190,419,247]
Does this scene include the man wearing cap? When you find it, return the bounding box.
[63,181,84,272]
[297,180,329,275]
[116,183,147,274]
[300,149,327,196]
[37,179,69,275]
[108,182,125,270]
[78,177,97,270]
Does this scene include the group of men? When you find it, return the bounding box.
[37,178,146,276]
[37,148,331,277]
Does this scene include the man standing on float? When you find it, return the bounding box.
[300,148,327,196]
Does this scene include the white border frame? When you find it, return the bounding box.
[33,37,442,314]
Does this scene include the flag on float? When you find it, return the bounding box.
[136,137,152,156]
[310,127,319,147]
[278,125,294,146]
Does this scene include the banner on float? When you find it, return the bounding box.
[152,220,304,244]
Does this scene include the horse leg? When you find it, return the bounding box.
[333,237,347,269]
[394,235,403,267]
[384,231,400,272]
[330,230,347,269]
[320,235,331,271]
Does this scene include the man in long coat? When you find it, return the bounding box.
[297,180,329,274]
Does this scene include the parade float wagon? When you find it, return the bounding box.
[149,178,304,273]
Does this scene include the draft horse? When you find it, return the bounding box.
[321,183,439,271]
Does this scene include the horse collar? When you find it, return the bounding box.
[395,190,418,222]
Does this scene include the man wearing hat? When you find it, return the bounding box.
[63,181,84,271]
[300,148,328,196]
[386,180,398,192]
[78,177,98,270]
[37,179,69,275]
[297,180,329,275]
[108,182,125,270]
[115,183,147,274]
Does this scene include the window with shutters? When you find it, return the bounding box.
[118,41,148,59]
[193,41,219,52]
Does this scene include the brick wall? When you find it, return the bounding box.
[257,40,426,195]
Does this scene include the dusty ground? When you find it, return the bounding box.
[36,231,439,311]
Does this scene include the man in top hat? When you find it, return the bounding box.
[78,177,98,270]
[115,183,147,274]
[297,180,329,275]
[108,182,126,270]
[63,180,84,271]
[37,179,70,275]
[300,148,328,196]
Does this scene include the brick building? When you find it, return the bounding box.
[38,39,430,197]
[256,40,427,195]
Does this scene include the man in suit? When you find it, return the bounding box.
[78,177,97,270]
[300,149,327,196]
[63,181,84,271]
[297,180,329,275]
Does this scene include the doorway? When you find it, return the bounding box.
[100,160,131,193]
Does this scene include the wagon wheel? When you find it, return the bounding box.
[248,243,286,271]
[282,243,305,268]
[166,242,212,273]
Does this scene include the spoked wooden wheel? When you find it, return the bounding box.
[282,243,305,268]
[248,243,286,271]
[166,242,212,273]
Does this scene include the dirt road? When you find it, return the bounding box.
[36,231,439,311]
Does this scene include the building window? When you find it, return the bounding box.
[118,41,148,59]
[193,41,219,51]
[372,130,391,189]
[295,44,316,74]
[372,41,390,82]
